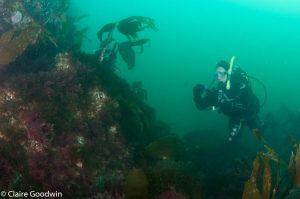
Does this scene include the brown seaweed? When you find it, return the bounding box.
[0,23,41,65]
[242,155,262,199]
[118,42,135,69]
[262,156,272,199]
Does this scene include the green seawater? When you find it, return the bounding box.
[69,0,300,140]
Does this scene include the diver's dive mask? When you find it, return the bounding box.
[214,67,228,83]
[216,71,227,77]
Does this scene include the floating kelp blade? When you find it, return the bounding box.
[118,42,135,69]
[97,22,117,42]
[145,135,178,160]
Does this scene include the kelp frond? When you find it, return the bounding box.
[0,22,41,65]
[290,143,300,187]
[252,129,280,163]
[262,156,272,199]
[242,154,262,199]
[242,153,273,199]
[248,128,300,199]
[243,129,287,199]
[296,144,300,187]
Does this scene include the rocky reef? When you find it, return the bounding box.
[0,1,169,198]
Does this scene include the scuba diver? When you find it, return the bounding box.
[193,58,262,142]
[117,16,158,40]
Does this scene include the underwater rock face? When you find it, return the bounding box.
[0,52,136,197]
[1,0,157,197]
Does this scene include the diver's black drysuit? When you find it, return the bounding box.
[193,68,261,141]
